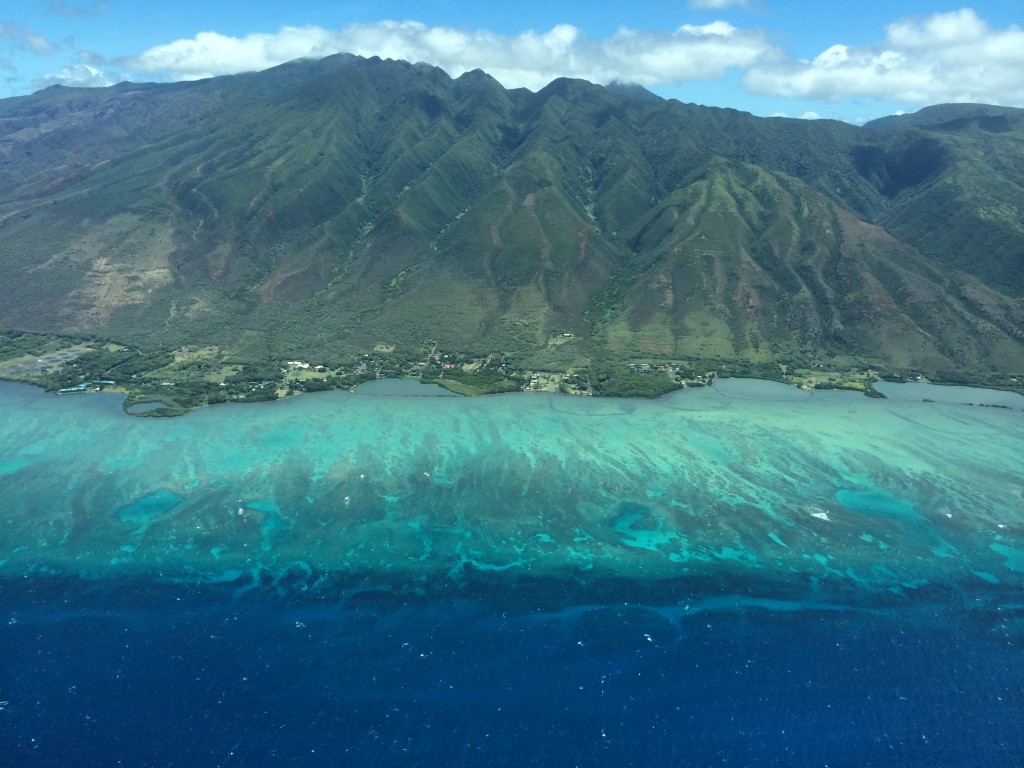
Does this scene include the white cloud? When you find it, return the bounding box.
[63,9,1024,114]
[122,26,346,82]
[33,63,120,90]
[687,0,750,9]
[121,20,775,91]
[0,22,59,55]
[769,110,823,120]
[743,9,1024,106]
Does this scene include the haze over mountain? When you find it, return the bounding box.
[2,53,1024,374]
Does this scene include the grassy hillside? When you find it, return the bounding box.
[2,54,1023,382]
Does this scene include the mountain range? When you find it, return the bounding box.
[2,53,1024,376]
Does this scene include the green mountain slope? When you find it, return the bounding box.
[2,54,1023,377]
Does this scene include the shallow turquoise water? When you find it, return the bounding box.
[1,379,1022,603]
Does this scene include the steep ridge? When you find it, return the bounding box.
[1,54,1023,373]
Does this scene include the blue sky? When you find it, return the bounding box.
[2,1,1022,123]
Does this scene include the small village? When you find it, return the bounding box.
[6,329,1023,416]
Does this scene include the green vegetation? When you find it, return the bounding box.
[4,329,1022,415]
[589,363,683,398]
[422,363,526,396]
[3,57,1024,408]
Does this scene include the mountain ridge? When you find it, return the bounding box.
[2,54,1023,388]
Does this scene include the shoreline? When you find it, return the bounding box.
[4,373,1024,418]
[5,330,1022,415]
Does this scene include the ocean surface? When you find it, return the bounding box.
[1,378,1022,766]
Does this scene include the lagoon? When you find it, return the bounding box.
[3,378,1021,594]
[353,377,462,396]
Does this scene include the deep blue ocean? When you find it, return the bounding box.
[2,380,1023,766]
[3,577,1022,767]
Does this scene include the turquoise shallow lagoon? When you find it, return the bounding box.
[2,378,1022,600]
[2,379,1023,765]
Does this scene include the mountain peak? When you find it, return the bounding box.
[605,80,663,102]
[863,103,1024,130]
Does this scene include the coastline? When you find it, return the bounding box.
[5,328,1024,415]
[4,373,1024,419]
